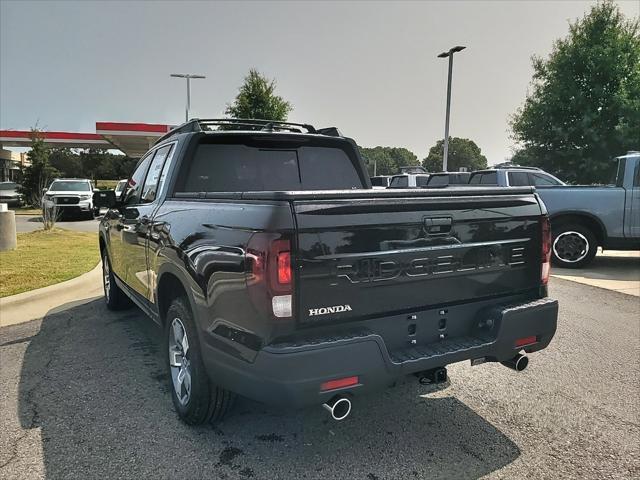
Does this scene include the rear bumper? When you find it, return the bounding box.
[201,297,558,408]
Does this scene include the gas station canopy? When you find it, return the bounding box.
[0,122,172,158]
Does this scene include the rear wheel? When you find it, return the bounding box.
[102,252,131,310]
[165,297,235,425]
[551,223,597,268]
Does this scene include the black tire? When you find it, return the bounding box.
[551,223,597,269]
[165,297,235,425]
[102,252,132,310]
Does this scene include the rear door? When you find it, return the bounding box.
[626,158,640,238]
[293,191,543,325]
[124,143,174,299]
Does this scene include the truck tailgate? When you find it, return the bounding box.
[292,190,543,324]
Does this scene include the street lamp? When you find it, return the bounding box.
[170,73,206,122]
[437,45,466,172]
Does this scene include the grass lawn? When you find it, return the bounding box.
[95,179,120,190]
[10,206,42,215]
[0,229,100,297]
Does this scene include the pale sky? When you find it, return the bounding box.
[1,0,638,163]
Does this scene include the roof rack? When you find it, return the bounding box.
[492,162,542,171]
[154,118,341,145]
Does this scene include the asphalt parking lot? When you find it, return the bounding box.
[1,277,638,480]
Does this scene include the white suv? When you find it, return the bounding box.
[42,179,98,219]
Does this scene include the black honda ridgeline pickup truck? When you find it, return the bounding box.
[94,118,558,424]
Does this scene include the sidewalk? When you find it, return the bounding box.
[0,262,102,327]
[551,250,640,297]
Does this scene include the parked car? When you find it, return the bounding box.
[95,118,558,426]
[0,182,23,207]
[370,175,391,189]
[42,178,98,219]
[424,172,471,187]
[534,152,640,268]
[388,173,430,188]
[114,179,128,199]
[468,164,565,187]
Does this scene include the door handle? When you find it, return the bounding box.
[424,217,452,234]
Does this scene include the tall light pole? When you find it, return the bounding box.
[170,73,206,122]
[437,46,466,172]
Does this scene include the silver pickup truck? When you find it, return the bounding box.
[536,152,640,268]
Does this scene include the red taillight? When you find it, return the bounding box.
[269,239,291,294]
[247,234,293,319]
[515,336,537,348]
[541,216,551,285]
[320,376,359,392]
[277,251,291,285]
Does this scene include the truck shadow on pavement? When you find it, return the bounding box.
[18,300,520,479]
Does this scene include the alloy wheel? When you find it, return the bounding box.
[168,318,192,406]
[103,257,111,302]
[553,231,589,263]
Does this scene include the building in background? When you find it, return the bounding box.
[0,150,29,182]
[0,121,172,181]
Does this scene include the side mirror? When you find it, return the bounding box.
[93,189,117,209]
[42,187,48,194]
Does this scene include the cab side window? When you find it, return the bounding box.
[468,173,482,184]
[123,152,154,205]
[141,145,173,203]
[480,172,497,185]
[508,172,530,186]
[530,172,560,186]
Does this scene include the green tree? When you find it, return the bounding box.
[80,149,116,180]
[359,146,420,176]
[510,1,640,184]
[422,137,488,172]
[18,130,59,207]
[225,69,293,121]
[49,148,82,177]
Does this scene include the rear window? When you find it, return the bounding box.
[176,141,364,192]
[370,176,389,187]
[389,175,408,188]
[416,175,429,187]
[427,175,449,186]
[0,183,17,190]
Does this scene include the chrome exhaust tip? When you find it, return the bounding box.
[322,396,352,421]
[501,353,529,372]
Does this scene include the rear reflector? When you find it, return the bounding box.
[515,336,537,348]
[320,376,359,392]
[272,294,292,318]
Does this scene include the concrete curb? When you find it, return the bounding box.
[0,262,103,327]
